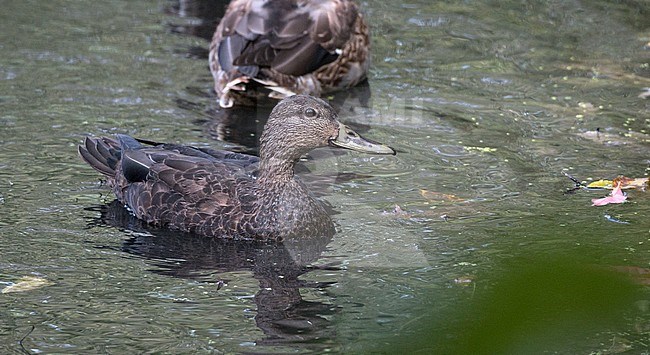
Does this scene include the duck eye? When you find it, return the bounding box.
[304,108,317,118]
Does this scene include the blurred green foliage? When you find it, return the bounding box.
[379,254,643,354]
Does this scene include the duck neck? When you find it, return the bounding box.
[258,153,297,183]
[258,128,308,183]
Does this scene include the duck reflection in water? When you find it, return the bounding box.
[87,200,338,347]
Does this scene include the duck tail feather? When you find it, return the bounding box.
[78,136,122,177]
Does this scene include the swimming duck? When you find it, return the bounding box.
[78,95,394,240]
[209,0,370,108]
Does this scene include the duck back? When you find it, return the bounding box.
[209,0,369,107]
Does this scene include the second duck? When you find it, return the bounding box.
[209,0,370,107]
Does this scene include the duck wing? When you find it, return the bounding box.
[79,135,260,235]
[157,143,259,170]
[121,144,257,218]
[216,0,358,77]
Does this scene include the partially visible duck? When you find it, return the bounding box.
[209,0,370,108]
[78,95,394,240]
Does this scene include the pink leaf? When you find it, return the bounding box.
[591,182,627,206]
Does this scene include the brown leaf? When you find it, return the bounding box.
[2,276,54,293]
[420,189,465,202]
[612,176,648,189]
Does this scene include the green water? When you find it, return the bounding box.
[0,0,648,353]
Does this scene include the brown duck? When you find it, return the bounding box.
[209,0,370,108]
[78,95,394,240]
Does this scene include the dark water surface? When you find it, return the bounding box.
[1,0,648,353]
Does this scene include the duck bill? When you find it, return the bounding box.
[329,122,395,155]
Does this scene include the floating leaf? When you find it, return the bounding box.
[586,179,613,189]
[586,176,648,190]
[464,146,497,153]
[591,182,627,206]
[420,189,465,202]
[2,276,54,294]
[612,176,648,189]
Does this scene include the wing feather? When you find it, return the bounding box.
[216,0,357,76]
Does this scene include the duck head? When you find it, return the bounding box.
[259,95,395,163]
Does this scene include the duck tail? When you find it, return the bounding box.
[78,136,123,177]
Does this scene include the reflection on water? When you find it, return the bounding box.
[164,0,225,41]
[164,0,226,60]
[89,200,337,348]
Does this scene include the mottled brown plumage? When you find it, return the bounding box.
[79,95,394,240]
[209,0,370,107]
